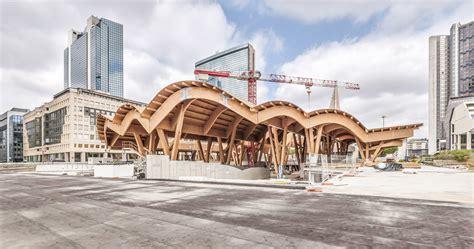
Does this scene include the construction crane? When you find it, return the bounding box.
[193,69,360,105]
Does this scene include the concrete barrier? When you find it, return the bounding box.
[94,165,134,178]
[36,164,94,172]
[146,155,270,180]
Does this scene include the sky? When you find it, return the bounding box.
[0,0,472,138]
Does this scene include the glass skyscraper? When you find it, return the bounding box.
[195,43,255,103]
[64,16,124,97]
[450,21,474,97]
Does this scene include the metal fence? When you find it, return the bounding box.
[304,154,357,185]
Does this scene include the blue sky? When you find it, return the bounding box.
[218,0,381,73]
[0,0,472,138]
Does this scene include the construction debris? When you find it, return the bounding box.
[375,162,403,171]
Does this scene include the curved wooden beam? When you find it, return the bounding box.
[97,81,422,159]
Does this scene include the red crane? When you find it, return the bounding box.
[194,69,360,104]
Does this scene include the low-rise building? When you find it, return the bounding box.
[446,99,474,150]
[23,88,145,162]
[406,138,429,158]
[0,108,29,162]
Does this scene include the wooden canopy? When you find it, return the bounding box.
[97,80,422,166]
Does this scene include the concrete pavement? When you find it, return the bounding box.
[1,172,473,248]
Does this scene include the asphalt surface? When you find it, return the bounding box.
[1,173,473,248]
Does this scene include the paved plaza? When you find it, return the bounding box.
[1,172,473,248]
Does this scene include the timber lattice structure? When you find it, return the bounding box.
[97,81,422,167]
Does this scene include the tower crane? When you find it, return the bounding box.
[193,69,360,105]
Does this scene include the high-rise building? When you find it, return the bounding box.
[428,35,450,154]
[450,22,474,97]
[64,16,124,97]
[23,88,144,163]
[428,21,474,154]
[0,108,29,162]
[195,43,255,103]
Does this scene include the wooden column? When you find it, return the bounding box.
[196,140,204,161]
[280,125,288,167]
[293,133,301,165]
[370,141,385,162]
[314,125,324,155]
[268,127,279,173]
[239,142,245,166]
[205,137,213,163]
[156,128,170,156]
[365,143,370,161]
[355,137,366,160]
[272,127,281,167]
[171,104,186,160]
[308,128,315,154]
[225,117,242,165]
[256,136,266,165]
[133,132,145,156]
[217,137,224,164]
[147,132,156,154]
[301,135,307,163]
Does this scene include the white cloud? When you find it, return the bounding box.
[129,1,238,71]
[0,0,242,111]
[272,0,472,138]
[263,0,390,23]
[123,49,186,103]
[0,0,285,111]
[262,0,461,25]
[250,29,283,72]
[247,29,284,104]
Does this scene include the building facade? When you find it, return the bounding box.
[428,35,450,154]
[450,22,474,97]
[0,108,29,162]
[429,21,474,154]
[23,88,144,162]
[445,97,474,150]
[64,16,124,97]
[195,43,255,103]
[406,138,429,158]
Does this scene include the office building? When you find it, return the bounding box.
[64,16,124,97]
[406,138,429,158]
[0,108,29,162]
[428,35,450,154]
[450,22,474,97]
[195,43,255,103]
[428,21,474,154]
[23,88,144,162]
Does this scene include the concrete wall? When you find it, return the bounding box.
[146,155,270,180]
[36,164,94,172]
[94,165,134,178]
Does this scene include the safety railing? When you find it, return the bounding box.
[304,154,357,185]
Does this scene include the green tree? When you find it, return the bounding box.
[382,147,398,156]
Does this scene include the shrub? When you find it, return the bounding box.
[451,150,470,162]
[435,150,471,162]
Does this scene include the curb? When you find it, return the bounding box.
[143,178,307,190]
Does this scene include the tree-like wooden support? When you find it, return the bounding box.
[98,81,421,166]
